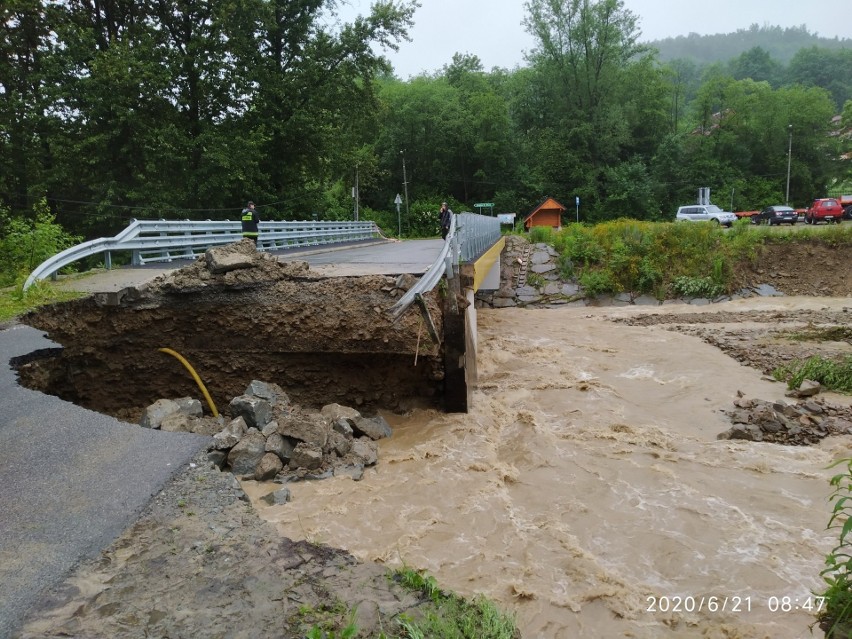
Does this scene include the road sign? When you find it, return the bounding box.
[394,194,402,205]
[474,202,494,208]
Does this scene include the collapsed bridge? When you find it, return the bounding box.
[18,244,444,419]
[17,216,505,420]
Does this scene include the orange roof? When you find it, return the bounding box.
[524,197,567,223]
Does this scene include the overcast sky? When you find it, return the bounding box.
[335,0,850,78]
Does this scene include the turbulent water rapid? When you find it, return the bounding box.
[244,300,852,638]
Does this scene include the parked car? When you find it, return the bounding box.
[751,205,798,226]
[805,198,843,224]
[675,204,737,226]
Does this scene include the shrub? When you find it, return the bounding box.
[528,225,553,244]
[818,458,852,638]
[670,275,724,299]
[526,272,545,289]
[0,198,82,287]
[773,356,852,394]
[579,269,616,297]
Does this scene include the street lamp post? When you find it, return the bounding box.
[400,150,410,230]
[785,125,793,206]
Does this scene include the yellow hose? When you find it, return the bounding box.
[157,347,219,417]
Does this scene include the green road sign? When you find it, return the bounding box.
[474,202,494,207]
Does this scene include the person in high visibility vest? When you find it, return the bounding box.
[241,201,260,245]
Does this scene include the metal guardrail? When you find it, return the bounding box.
[24,219,380,290]
[457,212,501,262]
[388,212,501,320]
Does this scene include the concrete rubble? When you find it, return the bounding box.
[139,379,392,489]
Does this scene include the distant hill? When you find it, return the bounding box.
[650,24,852,65]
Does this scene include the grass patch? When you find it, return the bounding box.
[773,356,852,394]
[392,567,518,639]
[0,280,84,323]
[787,327,852,343]
[292,568,518,639]
[530,218,852,300]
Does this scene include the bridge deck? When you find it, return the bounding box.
[52,239,445,293]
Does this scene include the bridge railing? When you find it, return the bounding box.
[388,212,501,320]
[24,219,380,290]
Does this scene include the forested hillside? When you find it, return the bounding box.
[652,24,852,65]
[1,1,850,243]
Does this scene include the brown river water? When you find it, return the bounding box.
[243,299,852,638]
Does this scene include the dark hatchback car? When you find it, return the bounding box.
[751,205,798,226]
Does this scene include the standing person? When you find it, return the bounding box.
[439,201,453,240]
[241,201,260,245]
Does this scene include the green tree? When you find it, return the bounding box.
[728,46,782,86]
[0,1,67,212]
[247,0,417,217]
[0,198,81,286]
[786,47,852,110]
[522,0,668,218]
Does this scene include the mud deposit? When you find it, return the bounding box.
[17,245,443,418]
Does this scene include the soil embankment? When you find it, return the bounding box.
[18,241,443,418]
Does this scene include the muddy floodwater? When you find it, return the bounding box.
[244,297,852,639]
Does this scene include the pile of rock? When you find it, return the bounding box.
[139,380,392,495]
[719,395,852,445]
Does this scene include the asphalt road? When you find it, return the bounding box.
[0,325,209,638]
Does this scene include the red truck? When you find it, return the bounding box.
[841,195,852,220]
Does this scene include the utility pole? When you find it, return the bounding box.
[353,164,360,221]
[785,124,793,206]
[400,150,410,230]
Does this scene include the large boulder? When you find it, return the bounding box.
[265,432,295,462]
[352,415,392,440]
[255,453,284,481]
[227,428,267,478]
[290,442,323,470]
[175,397,203,418]
[229,395,272,429]
[140,399,181,429]
[204,241,257,274]
[159,413,193,433]
[259,487,291,506]
[350,439,378,466]
[278,413,329,447]
[321,403,361,422]
[246,380,289,406]
[326,431,351,457]
[211,416,248,450]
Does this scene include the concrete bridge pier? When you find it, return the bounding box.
[441,237,504,413]
[441,267,473,413]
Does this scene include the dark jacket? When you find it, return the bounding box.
[241,207,260,236]
[440,206,452,230]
